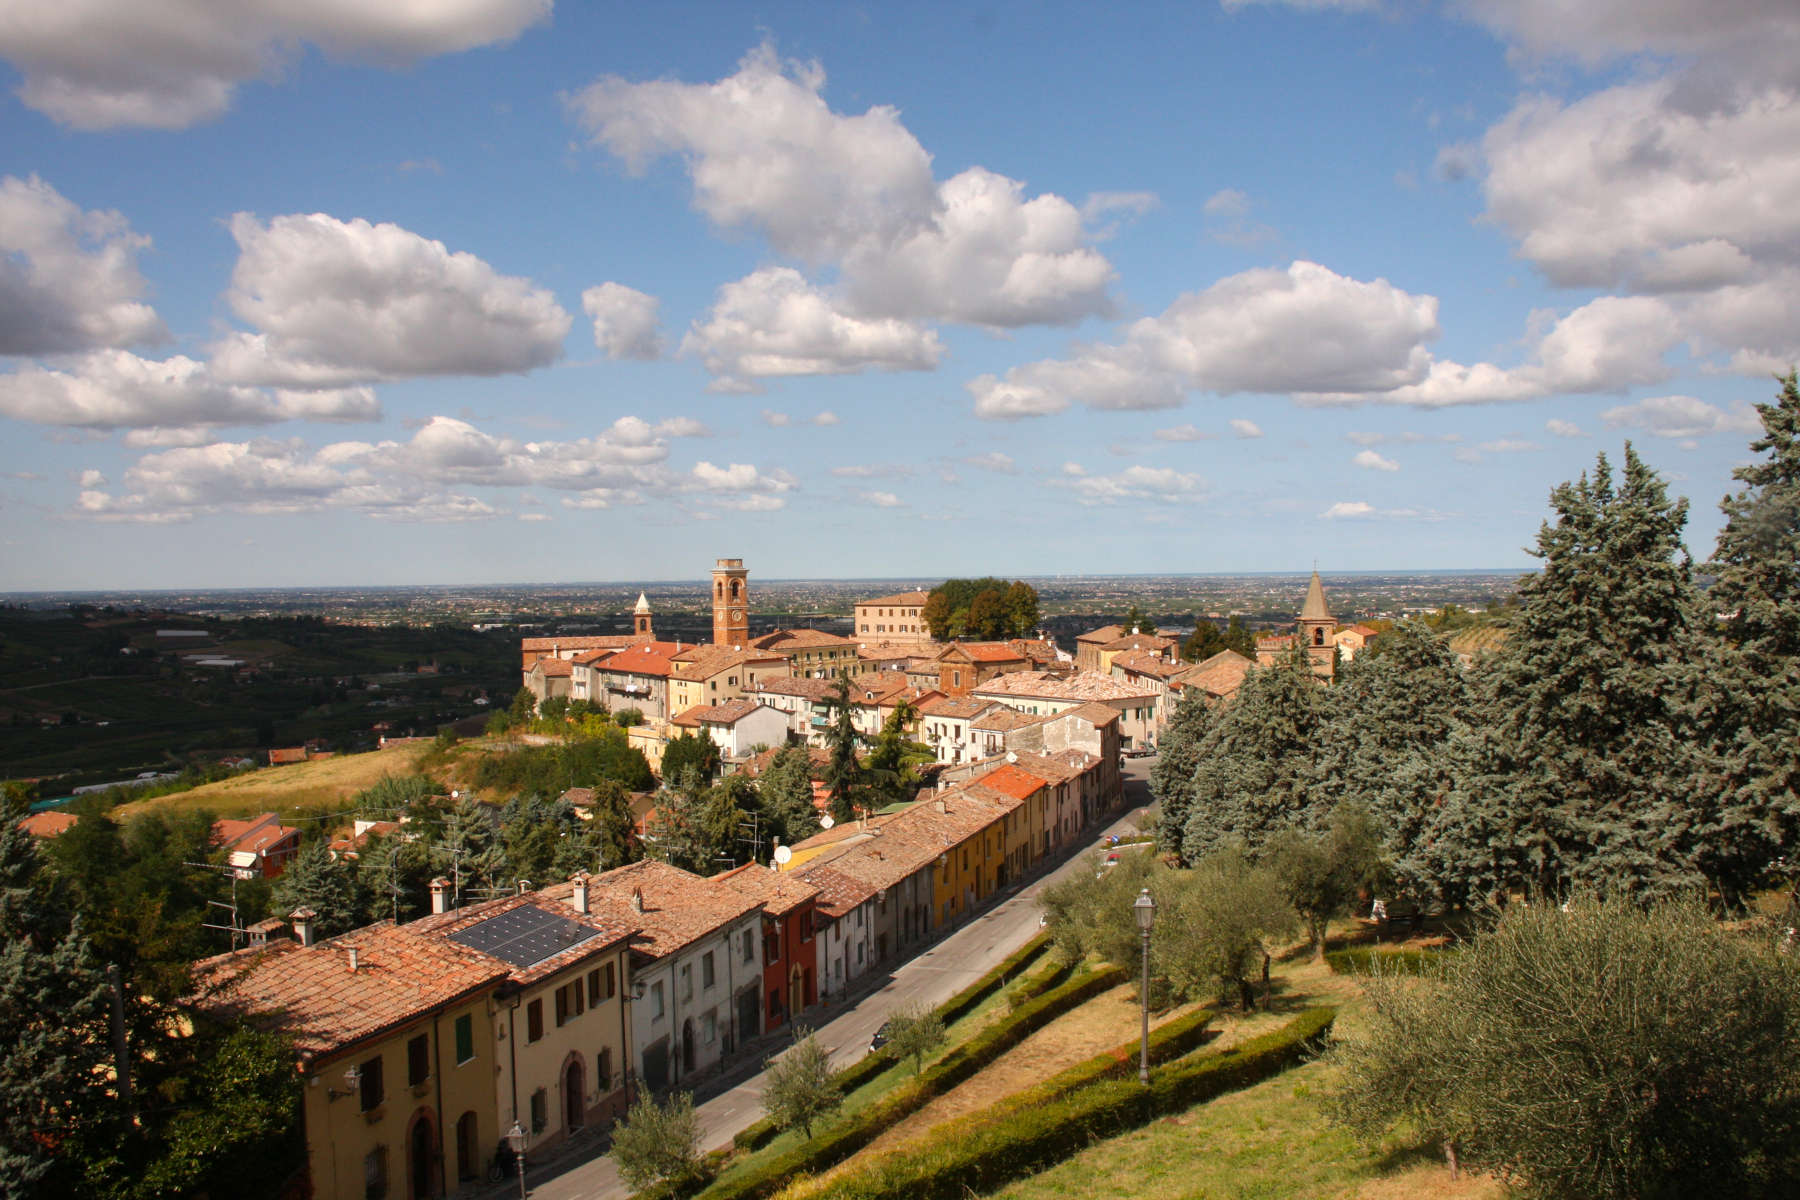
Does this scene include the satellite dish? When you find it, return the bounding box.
[774,845,793,865]
[820,815,835,830]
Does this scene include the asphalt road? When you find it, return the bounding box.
[521,757,1157,1200]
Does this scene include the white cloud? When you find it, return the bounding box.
[569,42,1114,329]
[682,267,942,389]
[1546,418,1586,437]
[813,410,840,426]
[1230,418,1264,438]
[1321,500,1376,519]
[1080,191,1158,238]
[0,350,379,430]
[1201,188,1276,246]
[78,468,105,487]
[1352,449,1399,471]
[1203,189,1251,218]
[760,409,840,429]
[830,463,912,479]
[0,0,552,129]
[1319,500,1451,520]
[1153,423,1215,442]
[517,512,549,522]
[1066,464,1208,505]
[970,261,1439,418]
[962,452,1017,473]
[1458,0,1800,82]
[1600,394,1763,439]
[0,175,164,355]
[1346,430,1463,445]
[856,490,903,508]
[581,282,663,360]
[210,213,570,387]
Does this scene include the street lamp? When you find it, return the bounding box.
[1134,887,1156,1086]
[506,1119,528,1200]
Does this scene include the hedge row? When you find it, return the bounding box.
[820,1006,1338,1200]
[731,934,1058,1154]
[698,963,1129,1200]
[979,1002,1218,1126]
[1324,945,1445,976]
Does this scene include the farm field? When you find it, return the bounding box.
[113,741,437,820]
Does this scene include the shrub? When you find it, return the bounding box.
[883,1002,945,1076]
[1327,895,1800,1199]
[1322,945,1443,976]
[761,1028,840,1138]
[613,1091,704,1194]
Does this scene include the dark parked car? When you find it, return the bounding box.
[871,1021,892,1052]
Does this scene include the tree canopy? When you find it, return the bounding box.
[920,578,1039,640]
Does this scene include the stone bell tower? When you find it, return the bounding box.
[633,592,654,640]
[1298,570,1337,683]
[711,558,749,648]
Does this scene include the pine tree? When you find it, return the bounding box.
[432,797,505,905]
[586,779,642,870]
[1431,447,1709,902]
[759,744,821,845]
[0,797,110,1196]
[1150,686,1215,851]
[822,677,863,824]
[271,839,360,936]
[1701,373,1800,903]
[1180,651,1329,863]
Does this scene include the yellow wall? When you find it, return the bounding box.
[495,944,633,1154]
[301,992,499,1200]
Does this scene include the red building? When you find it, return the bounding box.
[211,812,302,879]
[715,863,820,1033]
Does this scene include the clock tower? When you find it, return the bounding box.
[712,558,749,648]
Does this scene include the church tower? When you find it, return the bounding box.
[633,592,654,641]
[712,558,749,648]
[1298,570,1337,682]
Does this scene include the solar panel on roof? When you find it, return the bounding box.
[446,903,601,969]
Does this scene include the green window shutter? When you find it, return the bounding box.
[454,1013,473,1063]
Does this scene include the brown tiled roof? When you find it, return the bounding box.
[594,641,686,677]
[753,675,841,701]
[750,629,859,652]
[1344,623,1380,637]
[857,642,929,661]
[1062,702,1122,726]
[1111,649,1182,679]
[521,635,639,653]
[1076,624,1125,645]
[1007,639,1063,665]
[794,863,875,918]
[917,695,996,720]
[942,641,1028,664]
[972,762,1049,801]
[267,747,308,765]
[1098,633,1178,653]
[713,862,819,917]
[973,671,1156,703]
[857,590,931,608]
[670,698,766,727]
[531,658,574,678]
[855,675,912,704]
[740,745,831,779]
[190,923,510,1065]
[409,888,635,988]
[1007,752,1082,785]
[213,814,300,855]
[970,709,1050,733]
[17,810,77,838]
[671,645,787,677]
[1174,650,1253,699]
[577,860,762,959]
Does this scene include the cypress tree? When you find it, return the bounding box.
[822,677,863,824]
[1150,686,1215,851]
[1433,446,1709,901]
[1701,373,1800,904]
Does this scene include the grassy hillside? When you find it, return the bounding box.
[113,741,438,820]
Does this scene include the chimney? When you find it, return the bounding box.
[936,797,947,814]
[248,917,284,947]
[571,871,590,914]
[346,945,360,973]
[518,879,532,896]
[631,886,644,913]
[290,907,317,947]
[430,876,450,914]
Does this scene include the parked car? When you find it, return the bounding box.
[871,1021,892,1052]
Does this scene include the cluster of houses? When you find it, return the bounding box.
[188,696,1124,1200]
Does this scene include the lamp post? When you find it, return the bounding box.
[506,1119,528,1200]
[1134,887,1156,1086]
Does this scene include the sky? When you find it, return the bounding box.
[2,0,1797,590]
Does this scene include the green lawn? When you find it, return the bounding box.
[986,1056,1500,1200]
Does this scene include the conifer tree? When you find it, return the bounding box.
[1701,373,1800,903]
[271,839,360,936]
[1431,447,1709,902]
[759,744,821,845]
[0,797,110,1196]
[1179,651,1329,863]
[432,796,505,905]
[1150,686,1214,851]
[585,779,642,870]
[822,676,863,824]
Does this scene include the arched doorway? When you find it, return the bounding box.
[405,1109,437,1200]
[563,1057,585,1133]
[788,962,803,1019]
[681,1018,696,1074]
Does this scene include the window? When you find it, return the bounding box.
[702,951,715,989]
[801,913,813,943]
[407,1034,429,1087]
[555,986,569,1027]
[855,943,864,965]
[680,964,693,1001]
[530,1087,548,1134]
[703,1011,717,1043]
[454,1014,474,1065]
[363,1146,388,1200]
[597,1048,612,1092]
[527,998,544,1043]
[741,928,755,964]
[359,1053,384,1112]
[650,981,665,1020]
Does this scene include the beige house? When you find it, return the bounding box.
[410,876,636,1156]
[854,589,933,647]
[748,628,867,679]
[667,646,789,717]
[972,670,1160,752]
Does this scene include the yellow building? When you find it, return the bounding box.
[853,589,933,647]
[667,645,788,718]
[192,913,510,1200]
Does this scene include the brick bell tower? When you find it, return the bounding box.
[712,558,749,648]
[632,592,654,640]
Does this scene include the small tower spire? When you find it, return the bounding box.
[633,592,654,640]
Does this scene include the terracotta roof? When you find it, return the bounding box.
[521,635,638,653]
[1111,649,1182,679]
[750,629,859,652]
[17,810,77,838]
[753,675,841,701]
[1256,634,1295,650]
[1061,702,1122,727]
[973,670,1157,703]
[857,642,929,661]
[267,747,308,765]
[739,745,831,779]
[943,641,1029,664]
[1175,650,1253,698]
[190,922,509,1065]
[670,645,787,677]
[857,590,931,608]
[970,708,1050,733]
[1098,633,1178,653]
[855,675,912,704]
[713,862,819,917]
[596,641,686,678]
[530,658,574,678]
[972,762,1050,801]
[1006,751,1082,784]
[670,698,767,727]
[917,695,996,720]
[409,887,635,988]
[1076,624,1125,644]
[213,814,300,856]
[1344,623,1380,637]
[1007,639,1063,665]
[794,863,875,918]
[577,860,762,959]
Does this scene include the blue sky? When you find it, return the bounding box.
[2,1,1796,590]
